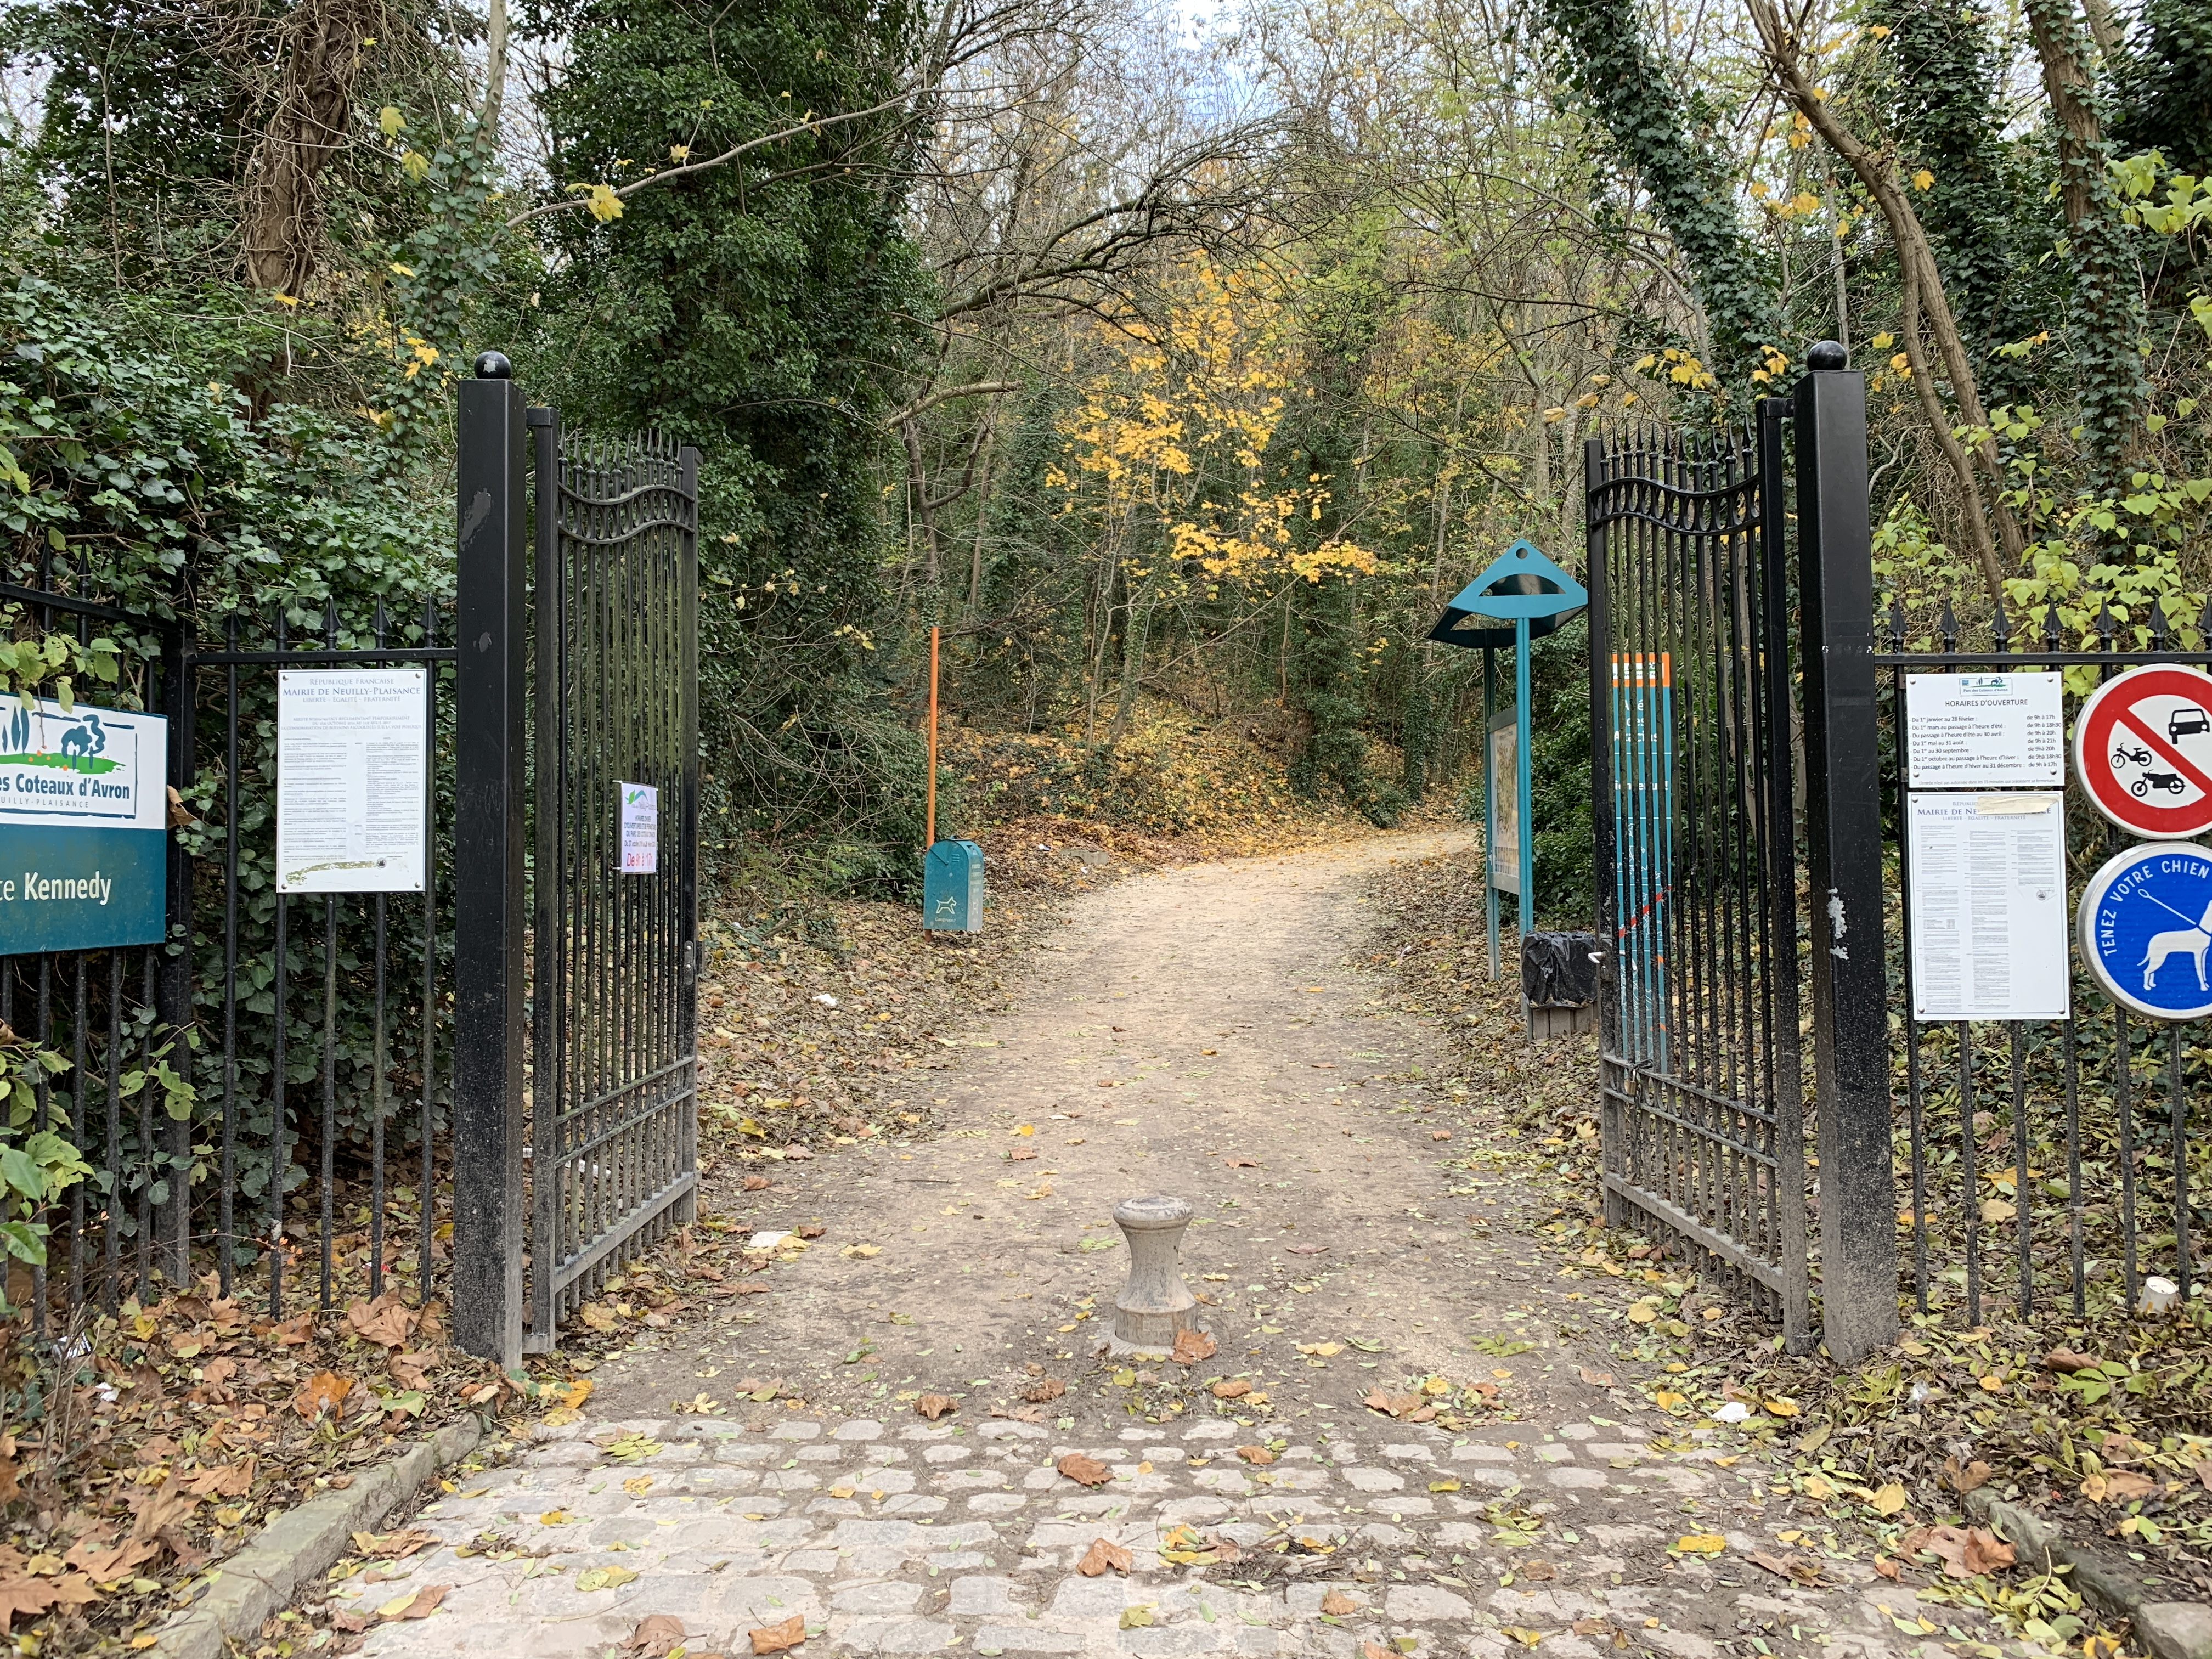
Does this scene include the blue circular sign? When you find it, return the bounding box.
[2078,842,2212,1020]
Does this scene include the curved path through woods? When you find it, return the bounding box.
[327,833,1950,1659]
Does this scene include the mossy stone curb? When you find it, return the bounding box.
[151,1414,487,1659]
[1966,1488,2211,1659]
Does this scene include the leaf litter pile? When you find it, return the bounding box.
[1365,847,2208,1647]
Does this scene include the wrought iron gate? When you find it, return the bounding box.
[1584,404,1813,1347]
[525,421,701,1351]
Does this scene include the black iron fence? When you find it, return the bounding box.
[1589,347,2209,1353]
[1876,600,2211,1328]
[0,359,698,1370]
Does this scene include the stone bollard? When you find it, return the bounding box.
[1102,1195,1204,1358]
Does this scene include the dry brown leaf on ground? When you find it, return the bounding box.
[990,1404,1043,1423]
[1320,1591,1359,1616]
[1224,1159,1256,1168]
[347,1293,418,1349]
[2194,1458,2212,1491]
[742,1175,772,1192]
[1022,1376,1066,1403]
[0,1572,99,1626]
[1942,1455,1991,1493]
[185,1459,255,1498]
[1056,1453,1111,1487]
[913,1394,956,1420]
[1362,1641,1393,1659]
[1076,1538,1132,1577]
[388,1351,438,1389]
[2081,1470,2157,1503]
[1235,1445,1274,1465]
[1210,1378,1252,1399]
[1170,1328,1216,1364]
[1008,1149,1037,1162]
[1962,1530,2016,1575]
[332,1610,369,1634]
[352,1528,435,1559]
[127,1475,196,1544]
[292,1370,353,1421]
[1578,1367,1615,1387]
[267,1312,315,1345]
[751,1613,806,1654]
[1283,1243,1327,1255]
[379,1584,450,1621]
[1872,1556,1900,1580]
[1521,1561,1556,1582]
[1205,1532,1244,1564]
[625,1613,689,1656]
[63,1537,156,1583]
[2044,1348,2101,1374]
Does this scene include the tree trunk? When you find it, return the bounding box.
[242,0,375,297]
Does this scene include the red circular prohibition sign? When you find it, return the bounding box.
[2073,664,2212,838]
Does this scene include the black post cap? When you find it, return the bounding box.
[1806,340,1848,371]
[473,351,514,380]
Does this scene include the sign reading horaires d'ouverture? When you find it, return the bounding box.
[0,696,168,955]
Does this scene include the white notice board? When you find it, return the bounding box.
[276,669,430,893]
[1906,792,2070,1021]
[1905,672,2065,788]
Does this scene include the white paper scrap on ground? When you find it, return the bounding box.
[1905,671,2065,788]
[275,668,428,893]
[619,780,659,874]
[1906,791,2070,1021]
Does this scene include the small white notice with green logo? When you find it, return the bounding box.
[1905,671,2064,788]
[619,782,658,874]
[276,668,428,893]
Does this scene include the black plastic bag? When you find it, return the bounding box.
[1521,929,1602,1007]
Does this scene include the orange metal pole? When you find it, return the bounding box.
[925,625,940,848]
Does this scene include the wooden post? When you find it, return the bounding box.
[926,624,940,848]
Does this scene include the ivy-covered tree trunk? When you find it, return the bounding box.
[1533,0,1781,388]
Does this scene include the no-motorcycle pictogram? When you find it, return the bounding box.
[2072,663,2212,839]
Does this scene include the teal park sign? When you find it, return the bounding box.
[0,697,168,955]
[1426,540,1587,972]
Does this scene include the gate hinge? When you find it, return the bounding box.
[682,941,697,983]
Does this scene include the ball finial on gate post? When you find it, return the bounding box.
[473,350,514,380]
[1807,340,1848,371]
[1103,1194,1203,1358]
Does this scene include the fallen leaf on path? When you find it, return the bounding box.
[751,1613,806,1654]
[1361,1641,1392,1659]
[376,1584,450,1620]
[1235,1445,1274,1465]
[1224,1159,1256,1168]
[991,1404,1043,1423]
[625,1613,689,1657]
[1430,1130,1451,1141]
[1868,1482,1908,1516]
[64,1536,156,1582]
[1320,1591,1359,1616]
[0,1573,99,1626]
[1521,1561,1555,1581]
[1284,1243,1327,1255]
[1897,1525,2013,1578]
[346,1292,417,1349]
[351,1528,434,1560]
[1023,1376,1066,1403]
[1077,1538,1132,1576]
[1057,1453,1111,1487]
[2083,1470,2155,1503]
[292,1371,353,1421]
[913,1394,957,1420]
[1211,1378,1252,1398]
[1872,1557,1900,1581]
[1120,1609,1154,1630]
[1009,1149,1037,1162]
[1942,1456,1991,1493]
[1171,1328,1216,1364]
[184,1460,255,1498]
[742,1175,772,1191]
[2044,1348,2101,1374]
[1578,1367,1615,1387]
[577,1566,640,1593]
[1501,1631,1545,1649]
[1673,1534,1725,1556]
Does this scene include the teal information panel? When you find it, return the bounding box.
[0,697,168,955]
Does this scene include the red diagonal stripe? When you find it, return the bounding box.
[2114,704,2212,800]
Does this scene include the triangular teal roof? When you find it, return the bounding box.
[1446,539,1587,619]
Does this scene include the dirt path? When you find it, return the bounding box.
[329,834,1967,1659]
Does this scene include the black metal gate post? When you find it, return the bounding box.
[453,353,529,1370]
[1794,342,1898,1363]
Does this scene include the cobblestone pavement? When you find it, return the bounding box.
[334,1407,1974,1659]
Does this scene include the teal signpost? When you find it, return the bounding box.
[1427,540,1587,976]
[0,696,169,955]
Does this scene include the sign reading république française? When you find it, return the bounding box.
[0,696,168,955]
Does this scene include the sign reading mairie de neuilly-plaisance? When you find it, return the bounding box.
[0,696,168,955]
